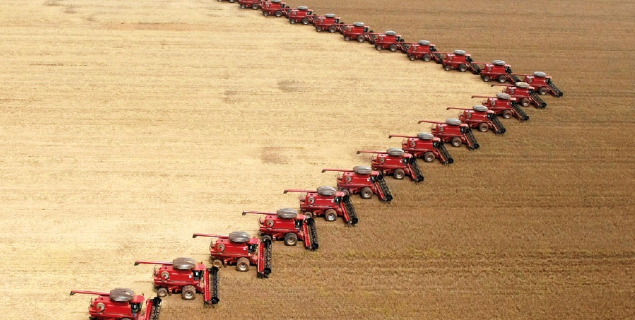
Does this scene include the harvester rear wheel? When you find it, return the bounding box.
[236,257,250,272]
[443,64,452,71]
[360,187,373,199]
[393,169,405,180]
[423,54,431,62]
[502,110,513,119]
[538,87,548,95]
[157,288,168,297]
[458,64,468,72]
[182,285,196,300]
[521,98,530,107]
[423,152,435,162]
[284,233,298,246]
[324,209,337,222]
[357,35,365,42]
[498,75,507,83]
[451,137,462,147]
[478,123,489,132]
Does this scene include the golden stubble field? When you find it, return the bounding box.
[1,0,634,319]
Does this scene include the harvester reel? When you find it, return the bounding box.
[353,165,372,175]
[228,231,250,243]
[277,208,298,219]
[317,186,337,196]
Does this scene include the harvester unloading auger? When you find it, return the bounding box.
[284,186,359,225]
[418,119,480,150]
[192,231,272,278]
[322,166,393,202]
[242,208,319,250]
[446,106,506,134]
[357,148,424,182]
[134,257,220,306]
[70,288,161,320]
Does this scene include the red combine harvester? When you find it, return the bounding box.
[492,81,547,108]
[519,71,563,97]
[389,132,454,164]
[342,22,374,43]
[242,208,318,250]
[418,118,480,150]
[70,288,161,320]
[288,6,315,25]
[239,0,262,10]
[479,60,522,83]
[357,148,424,182]
[372,31,408,52]
[261,0,289,17]
[440,50,481,74]
[446,106,506,134]
[284,186,358,225]
[217,0,236,3]
[133,257,219,305]
[322,166,393,202]
[406,40,443,63]
[472,92,530,121]
[192,231,272,278]
[314,13,344,33]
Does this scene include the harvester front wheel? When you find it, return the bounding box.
[263,11,268,16]
[211,259,223,268]
[182,285,196,300]
[240,4,245,9]
[423,54,431,62]
[252,4,259,9]
[502,110,513,119]
[482,75,490,82]
[360,187,373,199]
[423,152,435,162]
[375,45,382,51]
[328,26,337,33]
[443,64,452,71]
[236,257,250,272]
[229,0,235,3]
[521,98,530,107]
[451,137,462,147]
[458,64,468,72]
[289,19,295,24]
[538,87,548,95]
[393,169,405,180]
[315,27,321,32]
[261,235,272,243]
[344,35,351,41]
[479,123,489,132]
[284,233,298,246]
[408,54,415,61]
[157,288,168,297]
[275,10,282,17]
[324,209,337,222]
[357,35,365,43]
[498,75,507,83]
[389,44,398,52]
[302,18,309,25]
[303,211,313,218]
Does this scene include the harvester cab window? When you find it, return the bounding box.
[334,197,341,204]
[193,270,202,280]
[248,244,256,254]
[363,27,369,32]
[130,303,141,314]
[295,219,302,229]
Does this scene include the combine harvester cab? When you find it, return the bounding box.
[418,119,480,150]
[242,208,318,250]
[472,92,530,121]
[192,232,272,278]
[440,50,481,74]
[314,13,344,33]
[70,288,161,320]
[372,31,409,52]
[342,22,374,43]
[261,0,288,17]
[288,6,315,25]
[322,166,393,202]
[492,81,547,108]
[284,186,359,225]
[519,71,563,97]
[479,60,522,83]
[239,0,262,10]
[446,106,506,134]
[134,257,220,306]
[389,132,454,164]
[357,148,424,182]
[406,40,443,63]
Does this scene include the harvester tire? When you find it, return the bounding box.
[275,10,282,17]
[157,288,168,297]
[458,64,468,72]
[303,211,313,218]
[375,45,382,51]
[290,19,295,24]
[240,4,245,9]
[408,54,415,61]
[229,0,235,3]
[252,4,259,9]
[316,27,321,32]
[324,209,337,222]
[521,98,530,107]
[538,87,548,95]
[263,11,268,16]
[502,110,513,119]
[284,233,298,246]
[393,169,405,180]
[423,152,435,162]
[236,257,250,272]
[478,123,489,132]
[357,35,365,43]
[344,36,351,41]
[261,235,272,242]
[121,318,131,320]
[211,259,223,268]
[451,137,462,147]
[443,64,452,71]
[389,44,398,52]
[360,187,373,199]
[482,75,490,82]
[423,54,431,62]
[182,285,196,300]
[497,75,506,83]
[328,26,336,33]
[302,18,309,25]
